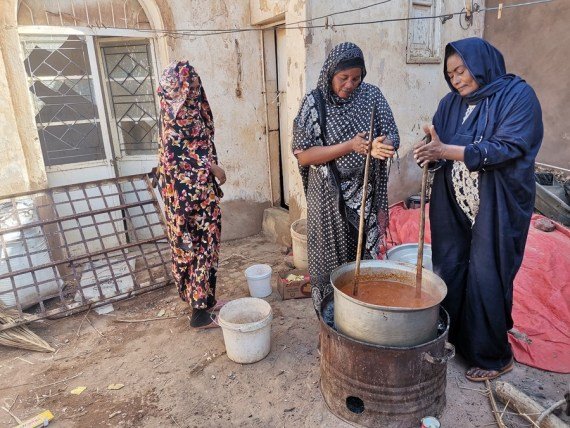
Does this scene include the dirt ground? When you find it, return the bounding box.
[0,235,568,427]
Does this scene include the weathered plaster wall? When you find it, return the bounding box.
[169,1,270,205]
[0,49,30,193]
[2,0,271,239]
[167,0,272,239]
[0,0,47,196]
[250,0,286,25]
[484,0,570,169]
[284,0,484,217]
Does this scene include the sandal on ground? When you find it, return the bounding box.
[465,359,514,382]
[207,300,228,312]
[190,311,220,330]
[192,314,220,330]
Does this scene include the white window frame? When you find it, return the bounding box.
[18,25,161,173]
[96,36,161,163]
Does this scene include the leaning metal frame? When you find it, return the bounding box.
[0,173,172,331]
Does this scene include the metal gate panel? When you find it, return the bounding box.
[0,174,171,331]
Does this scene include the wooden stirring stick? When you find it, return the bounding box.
[352,105,376,297]
[415,134,432,297]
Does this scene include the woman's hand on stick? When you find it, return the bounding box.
[349,132,369,155]
[413,125,445,166]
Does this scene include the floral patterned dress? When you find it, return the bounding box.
[156,61,222,310]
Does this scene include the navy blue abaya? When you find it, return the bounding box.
[430,38,543,370]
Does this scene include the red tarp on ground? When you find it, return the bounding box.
[386,202,570,373]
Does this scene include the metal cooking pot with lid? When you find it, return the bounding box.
[330,260,447,347]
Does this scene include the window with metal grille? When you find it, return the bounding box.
[21,35,159,168]
[100,40,159,157]
[21,35,106,166]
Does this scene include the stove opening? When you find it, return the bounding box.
[346,396,365,414]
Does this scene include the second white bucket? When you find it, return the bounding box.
[218,297,273,364]
[244,264,272,298]
[290,218,308,270]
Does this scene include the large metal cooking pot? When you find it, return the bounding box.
[331,260,447,347]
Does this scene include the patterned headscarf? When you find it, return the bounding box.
[157,61,215,141]
[317,42,367,105]
[156,61,219,222]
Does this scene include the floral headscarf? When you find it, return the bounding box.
[157,61,215,144]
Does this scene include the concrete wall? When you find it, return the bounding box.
[166,0,272,239]
[484,0,570,169]
[1,0,490,240]
[283,0,484,219]
[0,51,30,193]
[250,0,286,25]
[0,0,48,196]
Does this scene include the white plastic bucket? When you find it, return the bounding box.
[244,264,272,298]
[218,297,273,364]
[290,218,308,270]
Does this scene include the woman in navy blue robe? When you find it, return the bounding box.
[414,38,543,381]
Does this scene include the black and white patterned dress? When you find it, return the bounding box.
[292,42,400,313]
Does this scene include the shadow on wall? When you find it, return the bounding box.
[221,200,272,241]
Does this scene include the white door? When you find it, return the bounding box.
[276,28,289,206]
[20,33,161,245]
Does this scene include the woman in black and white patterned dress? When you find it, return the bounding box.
[292,42,399,314]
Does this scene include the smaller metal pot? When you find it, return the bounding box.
[331,260,447,347]
[387,243,433,271]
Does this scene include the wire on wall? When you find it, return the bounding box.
[142,0,554,38]
[15,0,556,39]
[277,0,394,28]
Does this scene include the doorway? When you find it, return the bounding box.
[263,26,290,209]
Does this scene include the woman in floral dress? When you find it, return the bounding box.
[156,61,225,329]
